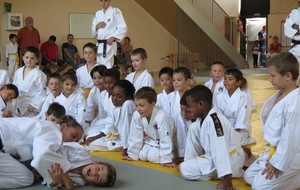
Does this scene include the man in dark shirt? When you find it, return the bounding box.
[62,34,81,70]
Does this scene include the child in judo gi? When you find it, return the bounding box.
[48,142,116,189]
[0,115,83,189]
[214,68,256,167]
[125,48,154,91]
[85,68,120,149]
[55,72,85,125]
[179,85,244,190]
[84,65,107,125]
[0,84,18,117]
[13,46,47,117]
[156,67,174,114]
[170,66,192,158]
[35,72,62,120]
[123,87,177,167]
[85,80,135,154]
[76,42,99,98]
[204,61,225,106]
[244,52,300,190]
[5,33,19,81]
[92,0,127,69]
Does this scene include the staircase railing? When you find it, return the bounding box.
[174,0,248,71]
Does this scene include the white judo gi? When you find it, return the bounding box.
[85,90,115,150]
[87,100,135,151]
[170,90,188,157]
[92,6,127,68]
[55,92,86,125]
[179,108,244,181]
[156,89,173,114]
[76,64,99,97]
[5,41,18,81]
[0,118,71,188]
[0,97,13,118]
[0,69,10,88]
[127,107,176,164]
[204,78,225,106]
[244,88,300,190]
[84,86,104,123]
[215,87,255,146]
[13,66,47,117]
[59,142,93,186]
[125,69,154,92]
[284,6,300,64]
[34,93,56,120]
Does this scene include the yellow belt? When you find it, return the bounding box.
[81,87,91,99]
[229,148,238,156]
[266,143,277,159]
[199,148,239,158]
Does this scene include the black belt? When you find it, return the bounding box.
[98,40,107,58]
[292,39,300,44]
[0,136,3,152]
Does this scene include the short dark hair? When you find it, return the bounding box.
[174,67,191,80]
[134,87,157,103]
[131,48,147,59]
[24,46,40,58]
[225,68,244,81]
[124,36,131,42]
[83,42,97,54]
[9,34,17,40]
[159,67,173,78]
[185,85,213,106]
[103,68,120,81]
[1,84,19,98]
[225,68,247,89]
[113,80,136,100]
[67,34,74,38]
[268,52,299,80]
[90,65,107,78]
[62,72,78,85]
[47,72,62,85]
[58,115,82,130]
[49,35,56,42]
[209,61,224,70]
[46,102,66,119]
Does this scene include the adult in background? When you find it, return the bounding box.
[266,36,281,60]
[121,37,133,74]
[92,0,127,69]
[62,34,81,70]
[258,26,267,67]
[41,35,68,73]
[17,17,40,59]
[284,0,300,64]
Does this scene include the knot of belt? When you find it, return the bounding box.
[98,40,107,58]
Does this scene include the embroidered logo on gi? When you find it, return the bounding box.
[210,113,224,137]
[153,122,158,130]
[218,87,224,92]
[107,19,111,22]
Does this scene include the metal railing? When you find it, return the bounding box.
[175,0,248,70]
